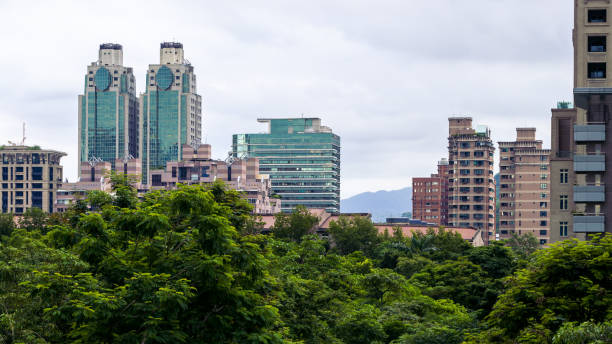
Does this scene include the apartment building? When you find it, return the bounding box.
[498,128,551,245]
[447,117,496,242]
[550,0,612,241]
[412,158,449,226]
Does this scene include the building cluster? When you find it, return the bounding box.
[2,0,612,243]
[2,42,339,217]
[412,0,612,244]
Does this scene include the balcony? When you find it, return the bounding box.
[573,214,605,233]
[574,124,606,142]
[573,185,605,203]
[574,154,605,172]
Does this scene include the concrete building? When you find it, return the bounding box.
[140,42,202,184]
[412,158,449,226]
[232,118,340,213]
[79,43,139,173]
[498,128,551,245]
[550,0,612,241]
[1,145,65,214]
[447,117,496,242]
[149,144,280,214]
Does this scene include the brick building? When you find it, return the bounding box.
[412,158,449,226]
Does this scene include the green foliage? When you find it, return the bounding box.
[0,184,608,344]
[552,321,612,344]
[272,205,319,242]
[506,232,540,259]
[481,235,612,342]
[18,207,49,233]
[329,215,381,255]
[87,190,113,211]
[0,213,15,238]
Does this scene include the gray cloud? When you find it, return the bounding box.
[0,0,573,198]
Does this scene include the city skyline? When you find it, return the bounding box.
[0,0,573,198]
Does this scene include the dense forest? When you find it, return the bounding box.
[0,176,610,343]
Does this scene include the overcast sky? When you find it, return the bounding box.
[0,0,573,198]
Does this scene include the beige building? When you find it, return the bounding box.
[1,145,65,214]
[56,160,113,212]
[447,117,496,243]
[498,128,551,245]
[149,144,281,214]
[550,0,612,241]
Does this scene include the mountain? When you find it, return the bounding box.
[341,187,412,223]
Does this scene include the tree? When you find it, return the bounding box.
[0,213,14,238]
[329,215,381,255]
[552,321,612,344]
[109,171,139,209]
[478,234,612,342]
[506,232,540,259]
[87,190,113,211]
[467,241,515,280]
[18,207,48,232]
[272,205,319,242]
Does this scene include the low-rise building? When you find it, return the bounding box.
[148,144,280,214]
[1,145,65,214]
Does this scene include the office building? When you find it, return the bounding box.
[1,145,65,214]
[550,0,612,241]
[79,43,139,172]
[498,128,551,245]
[412,158,449,226]
[140,42,202,184]
[447,117,496,242]
[232,118,340,213]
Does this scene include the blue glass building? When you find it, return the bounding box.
[232,118,340,213]
[140,42,202,184]
[78,43,139,173]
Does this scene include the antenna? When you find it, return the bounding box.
[21,122,26,145]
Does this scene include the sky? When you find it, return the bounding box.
[0,0,574,199]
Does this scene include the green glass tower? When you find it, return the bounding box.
[140,42,202,184]
[232,118,340,213]
[78,43,139,173]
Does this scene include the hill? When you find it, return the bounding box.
[341,187,412,222]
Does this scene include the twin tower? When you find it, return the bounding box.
[78,43,203,184]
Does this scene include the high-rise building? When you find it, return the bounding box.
[412,158,449,226]
[232,118,340,213]
[78,43,139,172]
[498,128,551,245]
[1,145,65,214]
[550,1,612,241]
[140,42,202,184]
[447,117,496,242]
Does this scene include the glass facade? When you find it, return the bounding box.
[232,118,340,213]
[140,44,202,184]
[79,47,139,172]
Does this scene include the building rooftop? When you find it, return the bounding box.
[99,43,122,50]
[161,42,183,49]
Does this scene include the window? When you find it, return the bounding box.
[541,165,548,170]
[588,9,607,23]
[540,230,548,236]
[540,183,548,189]
[541,174,547,180]
[541,193,547,199]
[560,195,568,210]
[560,169,568,184]
[32,167,43,181]
[540,221,547,227]
[560,221,568,237]
[540,211,547,217]
[589,36,607,52]
[540,202,548,208]
[588,63,606,78]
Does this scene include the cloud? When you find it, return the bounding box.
[0,0,574,198]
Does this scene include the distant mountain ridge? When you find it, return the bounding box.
[341,187,412,223]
